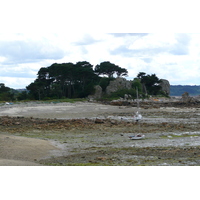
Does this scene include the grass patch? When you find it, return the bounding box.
[0,98,87,106]
[42,98,87,104]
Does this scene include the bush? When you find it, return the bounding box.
[108,88,137,99]
[132,78,142,93]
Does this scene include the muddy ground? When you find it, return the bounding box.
[1,100,200,166]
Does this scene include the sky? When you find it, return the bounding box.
[1,0,200,89]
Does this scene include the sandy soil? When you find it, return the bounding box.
[1,101,200,166]
[0,134,58,166]
[0,101,135,119]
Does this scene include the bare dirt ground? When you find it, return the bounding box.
[1,100,200,166]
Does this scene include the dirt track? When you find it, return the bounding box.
[1,101,200,166]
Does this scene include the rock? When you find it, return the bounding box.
[110,101,123,106]
[110,120,118,125]
[159,79,170,96]
[95,119,104,124]
[93,85,102,99]
[14,122,21,125]
[106,77,132,95]
[181,92,193,103]
[124,94,132,100]
[96,157,107,161]
[88,85,103,100]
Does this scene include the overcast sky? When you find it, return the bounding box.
[0,1,200,89]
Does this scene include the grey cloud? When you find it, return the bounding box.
[73,34,100,46]
[166,62,177,65]
[0,67,36,78]
[80,46,88,54]
[142,58,153,63]
[110,45,135,56]
[110,45,164,57]
[110,33,149,37]
[169,34,191,55]
[0,39,65,64]
[110,33,191,57]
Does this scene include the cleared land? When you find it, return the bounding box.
[1,101,200,166]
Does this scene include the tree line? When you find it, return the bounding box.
[0,61,165,101]
[26,61,128,100]
[0,83,15,101]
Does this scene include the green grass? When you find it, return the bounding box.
[0,98,87,105]
[42,98,87,104]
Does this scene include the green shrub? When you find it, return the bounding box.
[109,88,136,99]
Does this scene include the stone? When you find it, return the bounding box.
[96,157,107,161]
[181,92,192,103]
[88,77,171,99]
[95,118,104,124]
[93,85,102,99]
[88,85,103,100]
[159,79,170,96]
[14,122,21,125]
[106,77,132,95]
